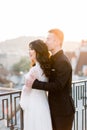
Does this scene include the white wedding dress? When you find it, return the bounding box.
[20,62,52,130]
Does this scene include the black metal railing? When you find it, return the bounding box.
[0,88,23,130]
[0,79,87,130]
[72,79,87,130]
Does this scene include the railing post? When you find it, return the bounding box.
[20,108,24,130]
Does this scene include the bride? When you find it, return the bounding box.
[20,39,52,130]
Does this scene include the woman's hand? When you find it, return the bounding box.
[25,73,36,88]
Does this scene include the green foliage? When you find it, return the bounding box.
[12,57,30,73]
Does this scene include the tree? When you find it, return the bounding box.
[12,57,30,73]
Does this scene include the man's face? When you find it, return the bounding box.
[46,33,56,51]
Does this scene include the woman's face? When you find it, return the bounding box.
[29,48,36,63]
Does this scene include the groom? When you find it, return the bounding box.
[32,28,75,130]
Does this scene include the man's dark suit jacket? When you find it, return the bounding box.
[32,50,75,118]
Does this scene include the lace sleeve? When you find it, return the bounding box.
[20,66,38,109]
[24,66,37,90]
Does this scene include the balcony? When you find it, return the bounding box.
[0,79,87,130]
[0,88,23,130]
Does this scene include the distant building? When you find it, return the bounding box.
[65,40,87,76]
[75,51,87,75]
